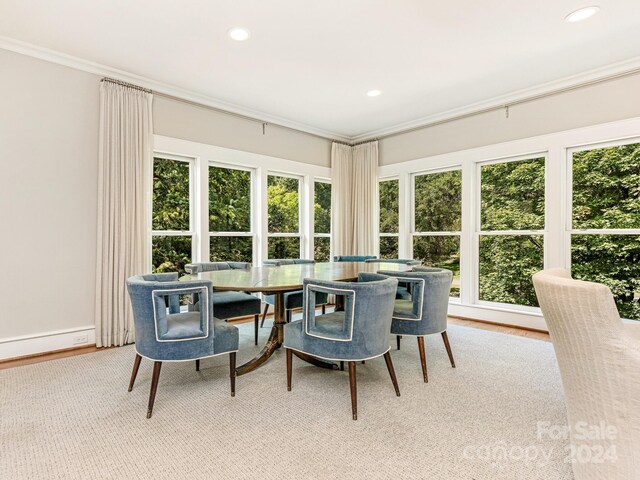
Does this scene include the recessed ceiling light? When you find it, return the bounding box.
[228,27,250,41]
[367,90,382,97]
[564,6,600,23]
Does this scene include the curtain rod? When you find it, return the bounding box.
[101,77,152,93]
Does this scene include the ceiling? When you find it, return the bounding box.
[1,0,640,141]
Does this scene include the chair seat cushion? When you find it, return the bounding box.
[263,290,328,309]
[161,313,238,356]
[195,291,261,319]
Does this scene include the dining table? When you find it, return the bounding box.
[180,261,412,376]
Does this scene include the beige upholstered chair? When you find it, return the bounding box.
[533,268,640,480]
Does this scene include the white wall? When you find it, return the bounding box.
[379,72,640,166]
[0,49,100,350]
[154,96,332,167]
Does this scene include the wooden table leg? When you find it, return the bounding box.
[236,292,338,375]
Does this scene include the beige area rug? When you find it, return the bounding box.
[1,322,574,479]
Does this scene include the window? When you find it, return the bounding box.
[267,174,301,258]
[314,180,331,262]
[151,156,194,276]
[478,156,545,307]
[569,141,640,320]
[209,165,253,263]
[412,169,462,297]
[379,179,399,258]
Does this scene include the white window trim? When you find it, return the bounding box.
[379,116,640,331]
[411,167,463,298]
[207,162,255,264]
[152,135,330,270]
[150,154,198,267]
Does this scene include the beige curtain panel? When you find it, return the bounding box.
[95,81,153,347]
[331,141,379,257]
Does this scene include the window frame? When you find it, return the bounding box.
[564,137,640,320]
[207,161,255,264]
[313,178,332,262]
[150,153,198,270]
[474,152,547,312]
[266,171,304,259]
[410,165,463,300]
[379,176,400,258]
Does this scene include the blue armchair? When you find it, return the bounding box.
[260,259,328,325]
[365,258,423,299]
[284,273,400,420]
[333,255,377,262]
[377,267,455,382]
[185,262,262,346]
[126,273,239,418]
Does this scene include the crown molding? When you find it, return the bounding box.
[0,35,351,143]
[350,55,640,143]
[3,35,640,146]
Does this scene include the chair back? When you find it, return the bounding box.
[185,262,251,274]
[126,273,216,361]
[263,259,315,266]
[333,255,377,262]
[365,258,422,266]
[300,274,397,359]
[378,268,452,335]
[533,269,640,480]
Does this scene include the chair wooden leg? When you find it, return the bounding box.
[128,353,142,392]
[195,359,200,371]
[417,336,428,383]
[286,348,293,391]
[286,310,291,323]
[254,314,259,345]
[397,335,402,350]
[321,304,326,315]
[441,331,456,368]
[260,303,269,327]
[340,361,344,371]
[348,361,358,420]
[383,351,401,396]
[146,361,162,419]
[229,352,236,397]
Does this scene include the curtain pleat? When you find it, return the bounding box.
[95,82,152,347]
[331,141,379,257]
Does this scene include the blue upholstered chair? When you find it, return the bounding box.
[333,255,377,262]
[284,273,400,420]
[378,267,456,382]
[126,273,239,418]
[365,258,423,299]
[260,259,328,325]
[185,262,262,346]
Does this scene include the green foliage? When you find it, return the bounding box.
[414,170,461,232]
[268,237,300,258]
[413,236,461,297]
[152,236,191,275]
[209,167,251,232]
[478,158,545,306]
[314,181,331,233]
[314,237,331,262]
[268,176,299,233]
[210,236,253,263]
[571,143,640,319]
[379,180,399,233]
[479,235,543,306]
[152,158,190,231]
[380,236,399,259]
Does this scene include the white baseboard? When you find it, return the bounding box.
[449,303,549,332]
[0,326,96,361]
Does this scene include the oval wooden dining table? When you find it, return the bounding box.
[180,261,412,376]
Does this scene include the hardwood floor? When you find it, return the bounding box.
[0,312,549,370]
